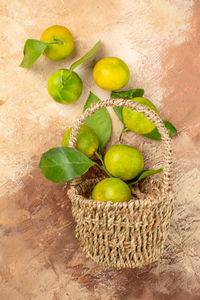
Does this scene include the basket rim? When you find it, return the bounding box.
[68,177,174,209]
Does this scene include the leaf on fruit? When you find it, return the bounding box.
[111,89,144,126]
[69,40,101,73]
[20,39,47,68]
[83,92,112,152]
[142,121,177,140]
[142,127,162,141]
[39,146,95,183]
[128,168,163,185]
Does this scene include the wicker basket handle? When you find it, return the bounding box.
[68,98,172,192]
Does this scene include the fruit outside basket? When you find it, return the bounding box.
[68,99,174,269]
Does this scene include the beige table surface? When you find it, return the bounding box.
[0,1,200,299]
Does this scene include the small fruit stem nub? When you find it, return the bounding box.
[47,38,64,45]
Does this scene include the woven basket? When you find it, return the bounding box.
[68,99,174,269]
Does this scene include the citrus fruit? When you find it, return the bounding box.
[122,97,158,135]
[62,125,99,157]
[93,57,130,91]
[104,144,143,181]
[40,25,74,61]
[48,69,83,104]
[92,178,131,202]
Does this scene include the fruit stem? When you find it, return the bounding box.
[69,40,101,74]
[94,152,112,177]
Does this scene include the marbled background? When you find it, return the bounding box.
[0,0,200,299]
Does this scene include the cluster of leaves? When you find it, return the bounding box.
[39,89,177,185]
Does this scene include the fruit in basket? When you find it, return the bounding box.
[104,144,143,181]
[62,125,99,157]
[48,69,83,104]
[40,25,74,61]
[93,57,130,91]
[122,97,158,135]
[92,178,131,202]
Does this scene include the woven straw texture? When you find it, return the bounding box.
[68,99,174,269]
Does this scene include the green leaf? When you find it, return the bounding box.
[163,121,177,137]
[39,146,95,183]
[83,92,112,152]
[128,168,163,185]
[142,127,162,141]
[113,107,125,126]
[111,89,144,100]
[142,121,177,140]
[111,89,144,126]
[69,40,101,73]
[20,39,47,68]
[83,91,99,111]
